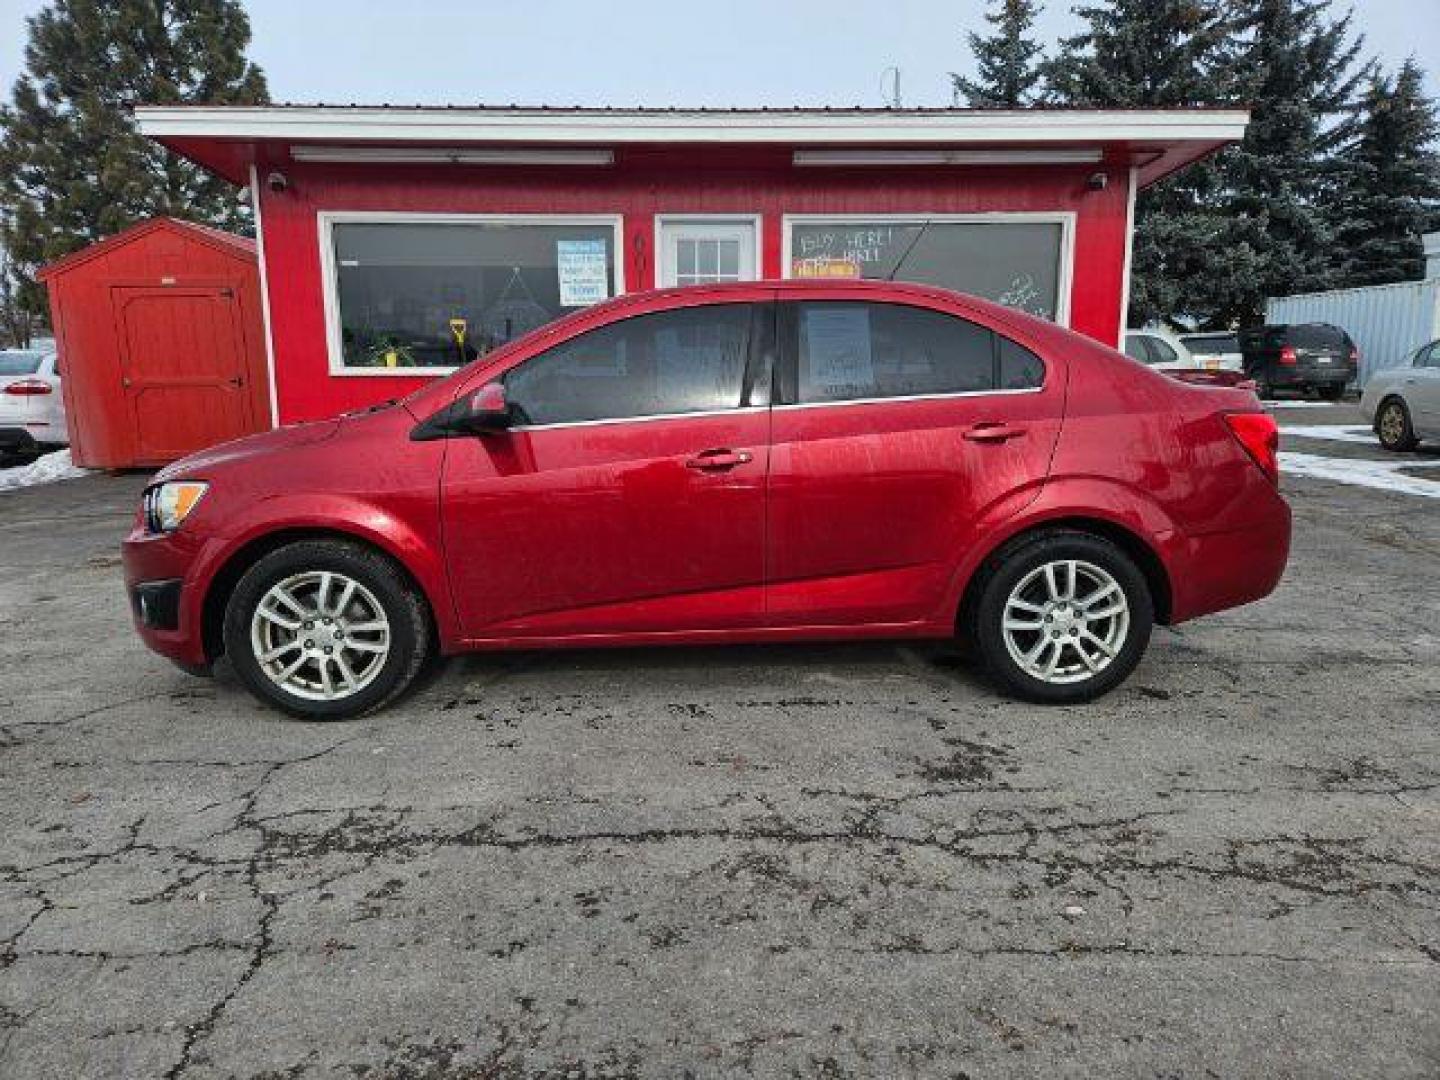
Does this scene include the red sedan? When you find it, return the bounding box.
[122,281,1290,719]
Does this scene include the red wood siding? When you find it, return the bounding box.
[256,149,1132,423]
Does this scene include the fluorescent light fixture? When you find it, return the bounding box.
[289,146,614,166]
[793,148,1104,167]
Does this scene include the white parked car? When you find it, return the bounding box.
[0,347,69,463]
[1123,328,1202,372]
[1361,338,1440,451]
[1179,331,1245,372]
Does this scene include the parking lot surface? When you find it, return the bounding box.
[1,403,1437,1078]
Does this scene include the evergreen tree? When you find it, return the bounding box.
[1331,58,1440,288]
[0,0,268,326]
[952,0,1047,108]
[1208,0,1370,325]
[1044,1,1238,326]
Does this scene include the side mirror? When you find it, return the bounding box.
[410,381,513,441]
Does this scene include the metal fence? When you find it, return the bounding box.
[1266,278,1440,385]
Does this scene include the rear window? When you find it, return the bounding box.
[1184,333,1239,353]
[0,350,44,376]
[1287,324,1348,349]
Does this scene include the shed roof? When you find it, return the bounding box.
[134,104,1248,188]
[37,216,256,281]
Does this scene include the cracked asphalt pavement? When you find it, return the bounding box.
[1,404,1437,1078]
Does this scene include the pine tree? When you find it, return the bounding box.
[0,0,268,326]
[1207,0,1370,325]
[1044,1,1238,326]
[952,0,1047,108]
[1331,59,1440,288]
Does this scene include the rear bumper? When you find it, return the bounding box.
[1266,365,1353,387]
[121,528,213,669]
[1167,496,1292,623]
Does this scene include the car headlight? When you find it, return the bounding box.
[142,481,209,534]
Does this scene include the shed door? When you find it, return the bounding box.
[112,286,254,461]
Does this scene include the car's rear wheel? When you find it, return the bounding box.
[968,530,1153,704]
[1376,397,1419,452]
[223,539,431,719]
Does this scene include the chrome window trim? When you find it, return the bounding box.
[509,404,769,434]
[773,386,1045,411]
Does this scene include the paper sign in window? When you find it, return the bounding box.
[557,239,610,307]
[801,307,875,400]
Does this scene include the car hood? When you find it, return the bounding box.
[153,418,341,483]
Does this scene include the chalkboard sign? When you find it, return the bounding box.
[789,220,1064,321]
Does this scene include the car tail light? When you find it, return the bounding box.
[1348,345,1359,365]
[1224,412,1280,485]
[3,379,52,395]
[1278,345,1298,366]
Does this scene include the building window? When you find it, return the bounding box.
[787,217,1069,323]
[325,217,620,371]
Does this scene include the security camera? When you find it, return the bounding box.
[1086,171,1108,191]
[266,171,288,193]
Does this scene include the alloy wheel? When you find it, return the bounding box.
[1000,559,1130,685]
[249,570,391,701]
[1379,402,1406,446]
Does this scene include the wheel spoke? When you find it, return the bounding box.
[274,653,307,682]
[315,572,333,616]
[257,605,301,631]
[1076,640,1100,672]
[332,579,357,617]
[260,641,300,663]
[343,639,387,654]
[1043,563,1062,602]
[272,587,310,619]
[1081,628,1117,656]
[1086,602,1127,620]
[345,620,388,634]
[319,658,335,699]
[1078,581,1119,609]
[1004,616,1044,631]
[1041,640,1063,678]
[1007,597,1046,615]
[333,653,358,690]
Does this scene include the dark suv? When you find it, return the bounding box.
[1238,323,1358,400]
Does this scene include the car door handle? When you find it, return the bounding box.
[685,448,753,470]
[963,423,1026,443]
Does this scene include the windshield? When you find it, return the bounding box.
[1185,334,1239,352]
[0,350,46,376]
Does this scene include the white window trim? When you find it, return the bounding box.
[317,210,626,377]
[780,212,1076,328]
[1118,167,1138,348]
[248,164,281,424]
[653,214,764,288]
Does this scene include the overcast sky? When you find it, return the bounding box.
[1,0,1435,107]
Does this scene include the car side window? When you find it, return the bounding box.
[1418,342,1440,368]
[790,301,1015,404]
[998,337,1045,389]
[503,304,753,426]
[1124,335,1153,364]
[1149,337,1179,365]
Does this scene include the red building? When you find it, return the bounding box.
[136,105,1247,427]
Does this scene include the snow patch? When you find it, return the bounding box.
[0,448,90,493]
[1281,451,1440,499]
[1266,400,1348,410]
[1279,425,1379,445]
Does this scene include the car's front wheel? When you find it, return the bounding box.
[222,539,431,719]
[1376,397,1419,452]
[968,530,1154,704]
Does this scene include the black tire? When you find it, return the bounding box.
[966,529,1154,705]
[1318,384,1346,402]
[1375,396,1419,452]
[222,539,431,720]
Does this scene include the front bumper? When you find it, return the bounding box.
[121,526,213,669]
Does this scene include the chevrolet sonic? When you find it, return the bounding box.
[122,281,1291,719]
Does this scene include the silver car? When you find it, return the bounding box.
[1361,339,1440,451]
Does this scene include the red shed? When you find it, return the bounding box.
[133,105,1248,426]
[38,217,272,468]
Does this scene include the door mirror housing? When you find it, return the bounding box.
[411,381,513,441]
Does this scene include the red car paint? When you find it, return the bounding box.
[121,280,1290,671]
